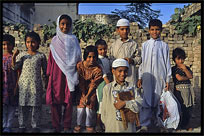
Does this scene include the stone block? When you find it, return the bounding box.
[176,41,184,44]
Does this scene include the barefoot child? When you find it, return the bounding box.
[74,45,103,133]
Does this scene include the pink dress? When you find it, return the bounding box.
[46,51,71,104]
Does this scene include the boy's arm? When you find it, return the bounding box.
[165,44,172,91]
[129,42,142,65]
[124,86,143,113]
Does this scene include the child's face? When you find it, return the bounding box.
[175,56,185,66]
[149,26,161,39]
[26,37,39,52]
[85,52,97,67]
[116,26,130,40]
[3,41,14,53]
[112,66,128,84]
[97,44,107,57]
[59,18,71,34]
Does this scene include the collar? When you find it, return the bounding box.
[99,55,105,59]
[150,37,161,41]
[119,38,131,43]
[112,80,128,87]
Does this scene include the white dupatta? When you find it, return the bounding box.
[50,14,82,92]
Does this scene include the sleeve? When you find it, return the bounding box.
[187,66,193,75]
[13,53,23,71]
[46,51,52,76]
[138,43,144,79]
[124,86,143,113]
[101,84,109,124]
[131,42,142,65]
[165,44,172,83]
[109,42,116,64]
[42,53,47,77]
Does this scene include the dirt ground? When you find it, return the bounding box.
[3,88,202,134]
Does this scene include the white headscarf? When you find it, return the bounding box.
[50,14,82,92]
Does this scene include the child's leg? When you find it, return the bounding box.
[3,105,8,128]
[139,107,152,127]
[31,106,41,128]
[85,107,96,127]
[7,105,16,128]
[51,104,62,131]
[76,108,86,126]
[63,102,73,130]
[18,106,30,128]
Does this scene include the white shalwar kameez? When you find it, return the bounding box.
[138,38,172,127]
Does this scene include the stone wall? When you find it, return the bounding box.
[3,22,201,89]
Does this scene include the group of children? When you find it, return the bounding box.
[3,14,194,133]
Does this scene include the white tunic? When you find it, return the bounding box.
[138,38,172,107]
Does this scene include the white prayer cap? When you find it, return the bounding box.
[112,59,129,68]
[116,18,130,27]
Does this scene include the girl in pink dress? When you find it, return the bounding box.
[46,14,81,132]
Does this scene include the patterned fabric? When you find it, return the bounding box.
[172,65,192,85]
[13,51,47,106]
[76,61,103,109]
[3,54,18,105]
[109,38,141,85]
[101,80,142,132]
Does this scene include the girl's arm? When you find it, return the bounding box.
[11,49,19,68]
[176,65,193,81]
[84,68,103,102]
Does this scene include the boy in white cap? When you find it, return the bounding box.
[109,18,141,86]
[100,59,143,132]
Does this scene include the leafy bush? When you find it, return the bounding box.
[170,7,201,36]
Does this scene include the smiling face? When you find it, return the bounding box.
[112,66,128,85]
[59,18,71,34]
[26,37,39,52]
[116,26,130,41]
[149,26,161,39]
[97,44,107,57]
[85,52,97,67]
[3,41,14,54]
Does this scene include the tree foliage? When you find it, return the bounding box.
[170,6,201,36]
[111,3,161,28]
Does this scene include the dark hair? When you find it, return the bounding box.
[59,14,72,25]
[172,47,186,62]
[149,19,162,30]
[25,31,41,50]
[95,39,107,48]
[3,34,15,46]
[83,45,98,61]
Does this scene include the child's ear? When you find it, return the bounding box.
[112,68,115,75]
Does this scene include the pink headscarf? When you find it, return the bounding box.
[50,14,82,92]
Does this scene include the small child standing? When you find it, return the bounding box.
[101,59,143,132]
[109,18,141,86]
[74,45,103,133]
[3,34,18,133]
[137,19,172,132]
[12,31,47,133]
[172,47,194,131]
[95,39,112,132]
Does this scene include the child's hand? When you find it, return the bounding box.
[137,79,142,88]
[124,57,133,64]
[164,82,169,91]
[114,97,126,110]
[178,63,187,71]
[13,49,19,57]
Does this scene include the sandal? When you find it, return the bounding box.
[73,126,81,133]
[86,127,96,133]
